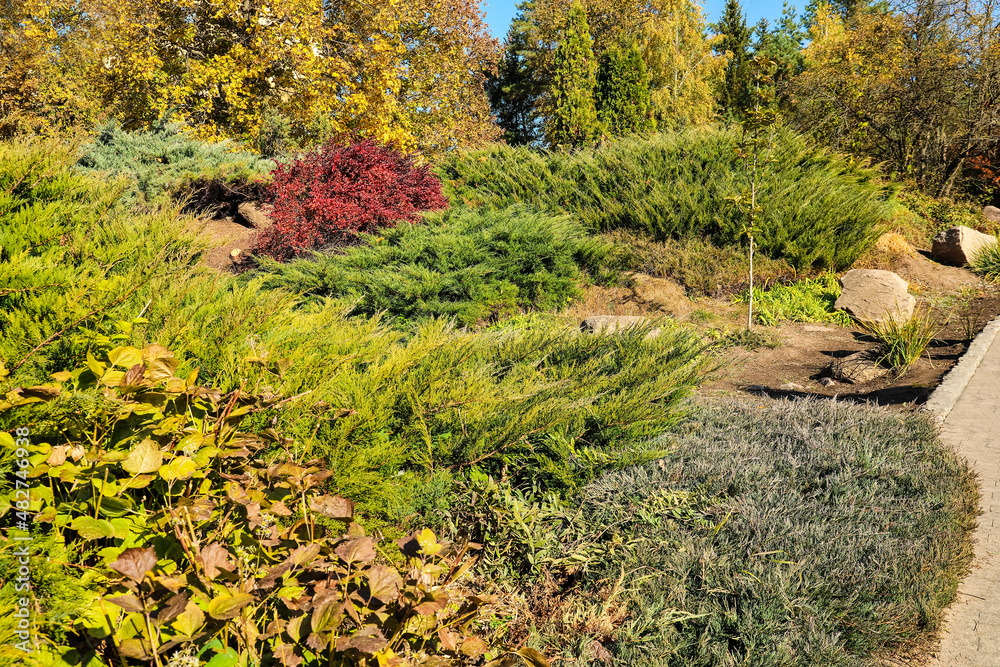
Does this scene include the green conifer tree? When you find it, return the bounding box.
[545,0,601,148]
[487,0,545,145]
[596,43,653,136]
[714,0,753,117]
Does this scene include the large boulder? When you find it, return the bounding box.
[984,206,1000,224]
[931,225,996,266]
[581,315,649,335]
[834,269,915,325]
[831,350,888,384]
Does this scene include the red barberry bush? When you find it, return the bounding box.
[254,138,448,260]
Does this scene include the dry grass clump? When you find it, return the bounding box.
[853,231,918,271]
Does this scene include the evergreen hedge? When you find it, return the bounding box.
[75,120,274,208]
[438,127,896,270]
[254,206,607,327]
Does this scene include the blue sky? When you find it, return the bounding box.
[480,1,795,39]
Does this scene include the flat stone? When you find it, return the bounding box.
[803,325,837,332]
[830,349,888,384]
[931,225,997,266]
[778,382,804,391]
[835,269,915,325]
[580,315,649,335]
[984,205,1000,224]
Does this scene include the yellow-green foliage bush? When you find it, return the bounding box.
[0,345,503,666]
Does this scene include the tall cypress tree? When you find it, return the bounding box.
[595,43,653,136]
[714,0,753,117]
[545,0,601,148]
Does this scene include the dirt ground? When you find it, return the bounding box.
[571,247,1000,410]
[198,216,259,271]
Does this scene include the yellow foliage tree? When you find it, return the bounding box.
[643,0,726,128]
[90,0,410,147]
[789,0,1000,194]
[0,0,101,137]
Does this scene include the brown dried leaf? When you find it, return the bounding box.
[273,644,303,667]
[437,627,459,652]
[459,636,488,658]
[109,546,157,584]
[155,593,189,624]
[366,565,403,604]
[198,542,235,580]
[260,561,292,589]
[118,638,150,660]
[335,626,388,655]
[309,494,354,520]
[121,363,146,389]
[302,470,333,489]
[225,481,251,505]
[107,594,144,613]
[268,499,293,516]
[46,445,67,467]
[414,591,450,616]
[262,618,286,639]
[246,502,263,529]
[335,537,376,564]
[290,543,322,567]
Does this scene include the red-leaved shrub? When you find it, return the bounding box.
[254,139,448,260]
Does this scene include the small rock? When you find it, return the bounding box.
[931,225,997,266]
[237,201,272,229]
[834,269,915,325]
[581,315,649,334]
[831,350,888,384]
[819,377,836,387]
[778,382,804,391]
[984,206,1000,224]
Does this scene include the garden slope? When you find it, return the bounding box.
[438,127,895,271]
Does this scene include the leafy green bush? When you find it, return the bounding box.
[254,206,608,327]
[733,274,853,326]
[438,127,895,270]
[0,135,202,381]
[75,120,274,208]
[518,398,976,666]
[0,344,508,667]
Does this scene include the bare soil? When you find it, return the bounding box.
[571,250,1000,411]
[199,216,258,271]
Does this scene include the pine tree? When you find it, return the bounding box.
[595,43,653,136]
[487,2,545,146]
[714,0,753,117]
[545,0,601,148]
